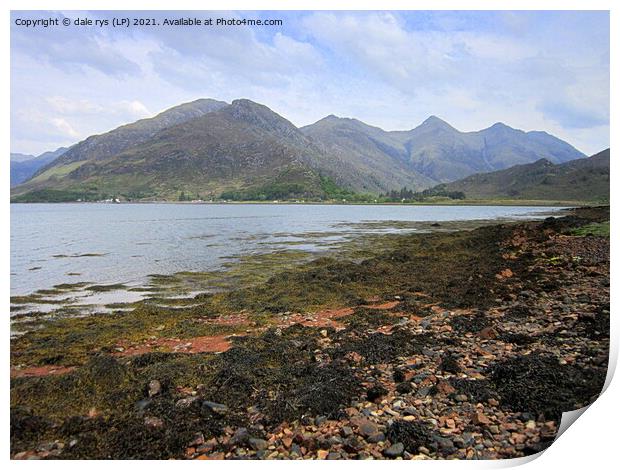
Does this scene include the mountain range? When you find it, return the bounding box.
[11,98,590,202]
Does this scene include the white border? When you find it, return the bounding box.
[3,1,617,468]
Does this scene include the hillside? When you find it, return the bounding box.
[13,100,337,201]
[437,149,609,202]
[10,147,68,187]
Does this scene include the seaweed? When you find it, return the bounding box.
[489,353,606,419]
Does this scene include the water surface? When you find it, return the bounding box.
[11,203,564,310]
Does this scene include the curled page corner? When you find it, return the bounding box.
[556,406,590,440]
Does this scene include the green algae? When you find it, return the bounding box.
[569,220,610,237]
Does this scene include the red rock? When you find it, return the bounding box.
[472,412,491,425]
[435,380,456,395]
[317,449,329,459]
[478,327,498,340]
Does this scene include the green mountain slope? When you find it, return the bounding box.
[438,148,609,202]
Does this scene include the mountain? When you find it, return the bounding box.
[10,147,68,187]
[11,98,589,202]
[300,116,436,192]
[436,149,609,202]
[381,117,583,182]
[13,100,338,201]
[11,153,35,163]
[35,98,229,174]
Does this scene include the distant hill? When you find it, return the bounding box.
[10,153,35,163]
[10,147,68,187]
[437,148,609,202]
[11,97,589,202]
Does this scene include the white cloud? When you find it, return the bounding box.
[10,11,609,156]
[50,117,80,138]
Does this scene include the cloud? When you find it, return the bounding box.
[10,10,609,156]
[50,117,80,138]
[11,11,141,77]
[146,19,323,91]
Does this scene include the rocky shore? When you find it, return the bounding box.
[11,206,610,460]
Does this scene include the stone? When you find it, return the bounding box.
[317,449,329,459]
[479,327,498,340]
[144,416,164,428]
[396,382,413,394]
[189,433,205,447]
[435,380,456,395]
[249,438,268,451]
[357,420,379,437]
[366,432,385,443]
[367,385,388,402]
[343,437,363,453]
[175,396,200,408]
[231,427,250,446]
[135,398,152,412]
[341,426,353,437]
[147,379,161,397]
[196,438,218,453]
[435,436,455,454]
[472,412,491,425]
[383,442,404,458]
[393,369,406,382]
[202,400,229,414]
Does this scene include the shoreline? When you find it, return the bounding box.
[10,206,610,460]
[10,199,587,207]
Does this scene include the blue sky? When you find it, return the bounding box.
[11,10,609,155]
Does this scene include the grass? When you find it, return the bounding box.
[569,221,610,237]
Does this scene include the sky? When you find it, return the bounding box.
[10,10,609,156]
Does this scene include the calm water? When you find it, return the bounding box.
[11,203,564,299]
